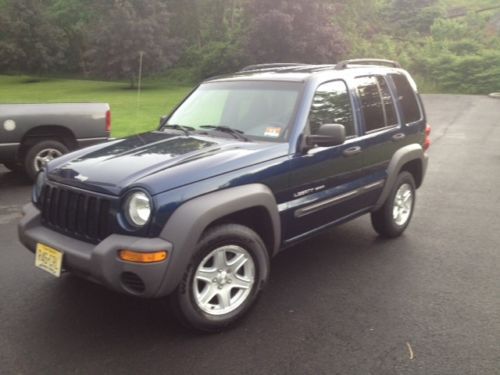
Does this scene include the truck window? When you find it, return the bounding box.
[376,76,398,127]
[167,81,302,142]
[308,80,355,137]
[355,76,398,133]
[390,73,422,124]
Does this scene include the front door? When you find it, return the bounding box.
[282,80,369,242]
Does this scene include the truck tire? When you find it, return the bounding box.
[24,140,69,180]
[169,224,270,332]
[371,171,416,238]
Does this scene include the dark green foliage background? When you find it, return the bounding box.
[0,0,498,93]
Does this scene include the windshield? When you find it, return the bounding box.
[166,81,303,142]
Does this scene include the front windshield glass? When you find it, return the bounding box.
[166,81,303,142]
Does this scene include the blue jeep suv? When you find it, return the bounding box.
[19,59,431,331]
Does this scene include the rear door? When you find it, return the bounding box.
[352,75,403,206]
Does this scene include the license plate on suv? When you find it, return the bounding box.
[35,243,63,277]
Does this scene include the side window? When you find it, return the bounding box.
[355,76,398,132]
[308,80,355,137]
[376,76,398,126]
[390,73,422,124]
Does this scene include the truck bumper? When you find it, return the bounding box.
[423,152,429,180]
[18,203,173,298]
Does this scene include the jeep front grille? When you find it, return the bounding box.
[40,184,113,243]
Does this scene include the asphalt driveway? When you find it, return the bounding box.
[0,94,499,374]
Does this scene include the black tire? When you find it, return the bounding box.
[169,224,270,332]
[371,171,416,238]
[2,161,23,173]
[24,140,69,180]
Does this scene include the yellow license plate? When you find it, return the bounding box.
[35,243,64,277]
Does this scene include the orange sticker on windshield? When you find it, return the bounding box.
[264,127,282,138]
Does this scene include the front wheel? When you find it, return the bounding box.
[24,140,69,180]
[169,224,270,332]
[371,171,416,238]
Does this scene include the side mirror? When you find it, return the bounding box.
[159,115,167,126]
[305,123,346,149]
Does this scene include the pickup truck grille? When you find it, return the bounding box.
[40,184,113,243]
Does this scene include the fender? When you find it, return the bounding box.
[156,183,281,296]
[374,143,428,210]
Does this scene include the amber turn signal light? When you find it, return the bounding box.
[119,250,168,263]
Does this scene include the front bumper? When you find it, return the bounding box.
[18,203,173,298]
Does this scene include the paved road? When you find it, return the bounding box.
[1,95,499,374]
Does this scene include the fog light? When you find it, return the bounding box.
[119,250,168,263]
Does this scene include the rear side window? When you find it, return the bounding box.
[377,76,398,126]
[390,74,422,124]
[308,80,355,137]
[355,76,398,132]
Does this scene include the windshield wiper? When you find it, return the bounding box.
[162,124,195,136]
[199,125,250,142]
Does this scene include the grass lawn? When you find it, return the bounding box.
[0,75,193,137]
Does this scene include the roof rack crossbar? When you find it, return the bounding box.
[239,63,308,72]
[335,59,401,69]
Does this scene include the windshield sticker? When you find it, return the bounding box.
[264,127,282,138]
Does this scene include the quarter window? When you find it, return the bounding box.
[390,73,422,124]
[355,76,398,132]
[308,80,355,137]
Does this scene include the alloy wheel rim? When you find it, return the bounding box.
[393,183,413,226]
[34,148,63,172]
[193,245,255,316]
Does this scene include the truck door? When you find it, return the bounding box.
[353,75,404,207]
[283,80,370,243]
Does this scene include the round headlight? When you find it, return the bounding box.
[33,170,46,203]
[126,191,151,227]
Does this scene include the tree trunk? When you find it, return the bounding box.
[129,74,137,89]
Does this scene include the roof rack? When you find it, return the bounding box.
[239,63,307,72]
[335,59,401,69]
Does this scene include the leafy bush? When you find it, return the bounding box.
[182,41,245,79]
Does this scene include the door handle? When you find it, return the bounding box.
[392,133,406,142]
[342,146,362,157]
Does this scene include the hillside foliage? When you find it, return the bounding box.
[0,0,499,93]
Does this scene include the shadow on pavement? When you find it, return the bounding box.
[28,222,391,341]
[0,166,32,189]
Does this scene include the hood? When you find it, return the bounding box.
[48,131,288,195]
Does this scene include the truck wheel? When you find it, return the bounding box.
[24,140,69,180]
[371,171,416,238]
[169,224,270,332]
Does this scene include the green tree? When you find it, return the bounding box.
[243,0,347,64]
[385,0,444,36]
[85,0,183,87]
[49,0,103,74]
[171,0,246,78]
[0,0,68,75]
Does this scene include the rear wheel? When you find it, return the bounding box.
[169,224,270,332]
[24,140,68,180]
[371,171,416,238]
